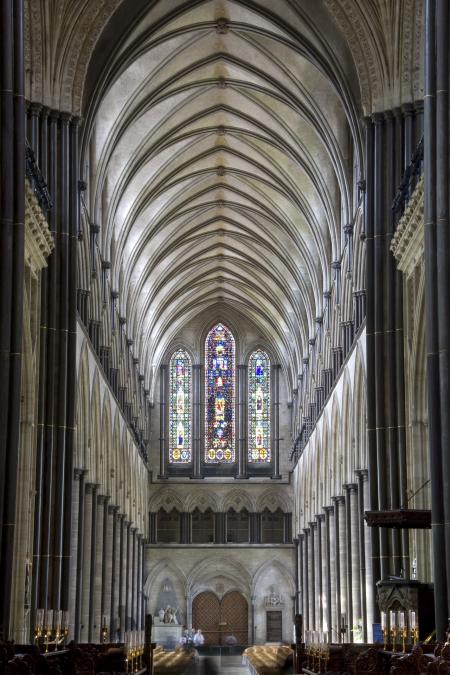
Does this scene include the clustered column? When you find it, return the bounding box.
[68,476,145,642]
[297,483,368,642]
[424,0,450,640]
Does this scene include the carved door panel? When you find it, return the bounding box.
[221,591,248,645]
[192,591,220,645]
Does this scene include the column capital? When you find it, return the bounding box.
[308,521,317,530]
[343,483,358,493]
[302,527,310,535]
[29,101,43,115]
[85,482,99,494]
[108,504,120,515]
[315,513,325,522]
[74,467,87,479]
[60,111,73,124]
[97,493,109,505]
[355,468,368,480]
[331,495,345,504]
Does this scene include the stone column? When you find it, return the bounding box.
[360,470,374,641]
[337,497,348,639]
[364,116,382,609]
[237,365,248,478]
[324,507,334,639]
[81,483,95,642]
[92,494,107,641]
[136,533,141,630]
[192,364,202,477]
[159,365,168,478]
[102,504,115,636]
[214,512,226,544]
[125,522,132,630]
[331,498,341,641]
[298,534,304,620]
[69,469,86,642]
[424,0,450,639]
[118,514,126,640]
[0,0,26,638]
[302,528,309,631]
[309,522,316,629]
[316,515,324,631]
[347,484,362,638]
[131,527,137,629]
[355,471,368,642]
[109,507,120,637]
[271,365,281,478]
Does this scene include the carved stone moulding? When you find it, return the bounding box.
[390,176,424,279]
[25,180,54,277]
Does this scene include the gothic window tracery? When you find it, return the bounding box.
[248,349,271,463]
[205,323,235,464]
[169,349,192,463]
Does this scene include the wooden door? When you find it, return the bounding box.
[192,590,248,645]
[221,591,248,645]
[192,591,220,644]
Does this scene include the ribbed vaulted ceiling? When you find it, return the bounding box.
[82,0,364,387]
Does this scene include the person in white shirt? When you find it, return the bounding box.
[193,628,205,646]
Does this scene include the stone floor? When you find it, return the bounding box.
[198,653,249,674]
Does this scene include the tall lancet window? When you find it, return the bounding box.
[169,349,192,463]
[248,349,271,463]
[205,323,235,463]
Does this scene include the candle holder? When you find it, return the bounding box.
[411,626,419,645]
[390,627,398,652]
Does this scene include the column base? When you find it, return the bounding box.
[271,474,282,480]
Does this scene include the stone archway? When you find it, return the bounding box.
[192,591,248,646]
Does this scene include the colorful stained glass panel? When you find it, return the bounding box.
[205,323,235,463]
[169,349,191,463]
[248,349,271,462]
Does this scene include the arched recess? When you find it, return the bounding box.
[75,343,90,471]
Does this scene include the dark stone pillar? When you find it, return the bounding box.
[298,534,304,620]
[109,506,119,637]
[118,514,126,640]
[125,521,131,630]
[131,527,137,629]
[424,0,450,639]
[214,512,226,544]
[74,470,86,642]
[364,116,381,622]
[192,364,203,477]
[271,364,281,478]
[159,365,168,478]
[237,365,248,478]
[356,470,368,642]
[0,0,25,637]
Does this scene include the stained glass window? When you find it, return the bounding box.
[169,349,191,463]
[248,349,271,462]
[205,323,235,463]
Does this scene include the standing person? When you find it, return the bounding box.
[193,628,205,647]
